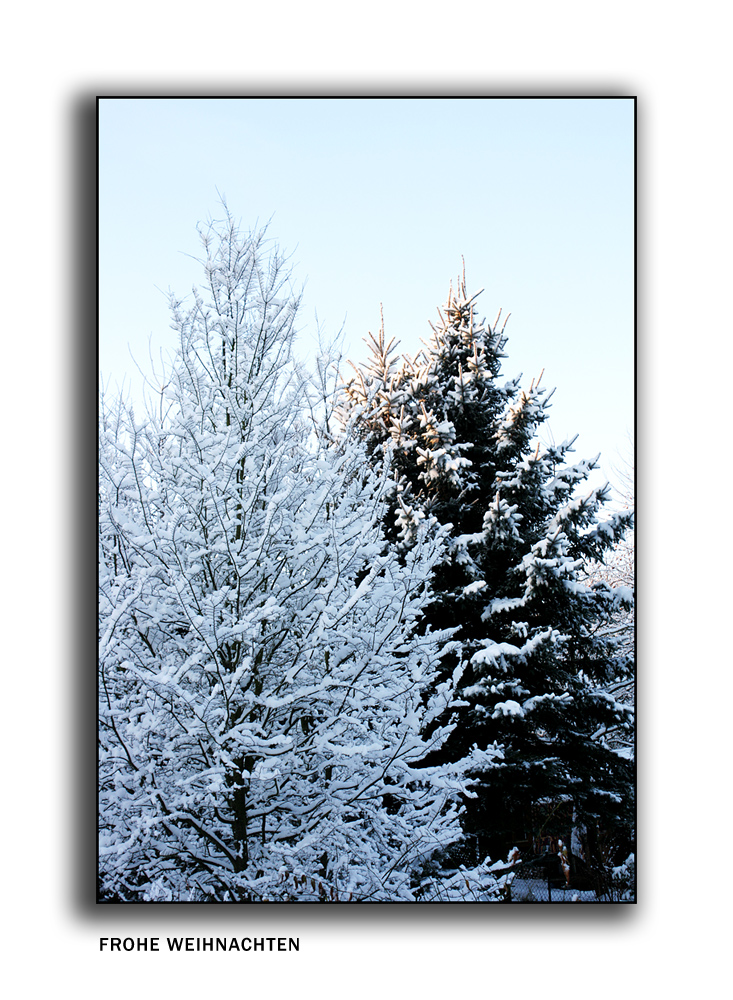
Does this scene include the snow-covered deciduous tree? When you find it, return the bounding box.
[340,268,635,867]
[98,215,501,902]
[586,456,635,760]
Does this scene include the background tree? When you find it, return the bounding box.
[98,215,501,902]
[340,269,635,867]
[585,449,635,760]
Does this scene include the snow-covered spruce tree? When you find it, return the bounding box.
[98,216,501,902]
[340,270,634,867]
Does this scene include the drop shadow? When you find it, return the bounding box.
[78,88,638,934]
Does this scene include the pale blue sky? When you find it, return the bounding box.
[99,97,634,494]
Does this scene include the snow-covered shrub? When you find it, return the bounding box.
[608,853,635,901]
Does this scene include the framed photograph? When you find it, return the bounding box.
[98,96,635,907]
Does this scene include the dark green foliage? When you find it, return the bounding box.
[341,270,634,863]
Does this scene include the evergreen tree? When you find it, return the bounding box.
[98,216,502,902]
[340,269,635,866]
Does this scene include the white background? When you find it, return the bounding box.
[1,3,729,997]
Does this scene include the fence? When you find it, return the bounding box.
[412,845,635,902]
[488,853,634,902]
